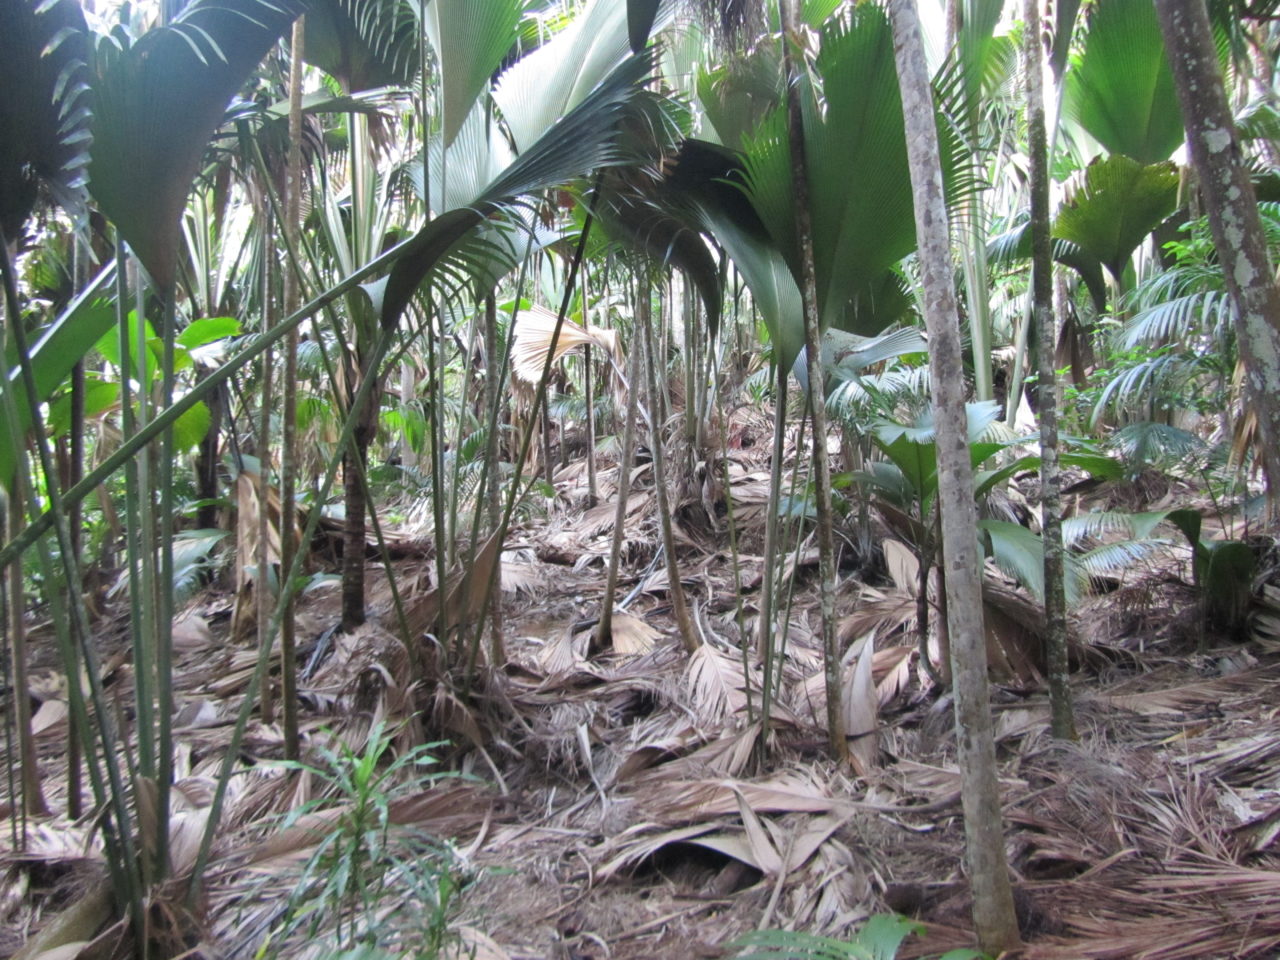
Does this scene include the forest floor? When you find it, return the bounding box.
[6,405,1280,959]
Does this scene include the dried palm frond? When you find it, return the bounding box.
[684,641,752,722]
[510,303,622,387]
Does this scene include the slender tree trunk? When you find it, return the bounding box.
[341,401,373,632]
[257,217,276,724]
[755,363,787,745]
[482,293,506,664]
[781,0,847,764]
[194,381,223,532]
[639,274,699,654]
[278,16,305,759]
[67,253,86,819]
[1157,0,1280,502]
[1025,0,1076,740]
[887,0,1021,951]
[8,483,47,818]
[597,283,642,649]
[583,264,599,508]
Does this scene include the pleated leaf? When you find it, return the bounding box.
[1061,0,1184,164]
[303,0,418,93]
[423,0,524,147]
[0,0,92,238]
[981,518,1086,605]
[1054,154,1179,281]
[382,52,653,329]
[88,0,305,289]
[493,0,666,155]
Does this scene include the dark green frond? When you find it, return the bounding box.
[1054,154,1179,281]
[382,52,655,330]
[0,0,92,237]
[88,0,305,288]
[1061,0,1185,164]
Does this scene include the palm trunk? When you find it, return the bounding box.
[482,293,506,664]
[8,483,47,819]
[1156,0,1280,503]
[781,0,847,764]
[639,273,698,654]
[1025,0,1075,740]
[277,15,305,759]
[341,405,373,631]
[887,0,1020,951]
[597,279,643,649]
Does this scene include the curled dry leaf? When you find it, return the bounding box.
[510,303,621,386]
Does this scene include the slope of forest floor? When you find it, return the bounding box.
[5,406,1280,960]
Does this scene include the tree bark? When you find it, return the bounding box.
[278,15,304,759]
[887,0,1021,951]
[780,0,848,765]
[1025,0,1075,740]
[1157,0,1280,502]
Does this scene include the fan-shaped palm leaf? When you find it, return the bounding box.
[1054,154,1180,283]
[1062,0,1185,165]
[981,518,1087,604]
[0,0,92,238]
[986,221,1109,310]
[381,52,655,329]
[88,0,305,289]
[493,0,666,155]
[423,0,524,147]
[303,0,418,93]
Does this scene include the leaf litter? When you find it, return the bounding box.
[5,404,1280,958]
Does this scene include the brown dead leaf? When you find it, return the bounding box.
[844,638,878,775]
[685,642,749,722]
[608,612,661,657]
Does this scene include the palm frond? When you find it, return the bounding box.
[89,0,305,288]
[493,0,659,154]
[303,0,419,93]
[1122,290,1235,347]
[1106,421,1207,471]
[1076,538,1165,577]
[0,0,92,236]
[423,0,524,148]
[382,51,654,330]
[1054,154,1180,282]
[981,518,1086,605]
[1061,0,1185,164]
[1090,354,1201,427]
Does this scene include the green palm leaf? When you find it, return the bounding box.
[1054,154,1179,282]
[696,43,783,151]
[1122,291,1235,347]
[423,0,524,147]
[0,0,92,238]
[303,0,418,93]
[1061,0,1185,164]
[381,52,654,329]
[493,0,663,155]
[88,0,304,289]
[627,0,662,52]
[981,518,1087,605]
[986,222,1109,310]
